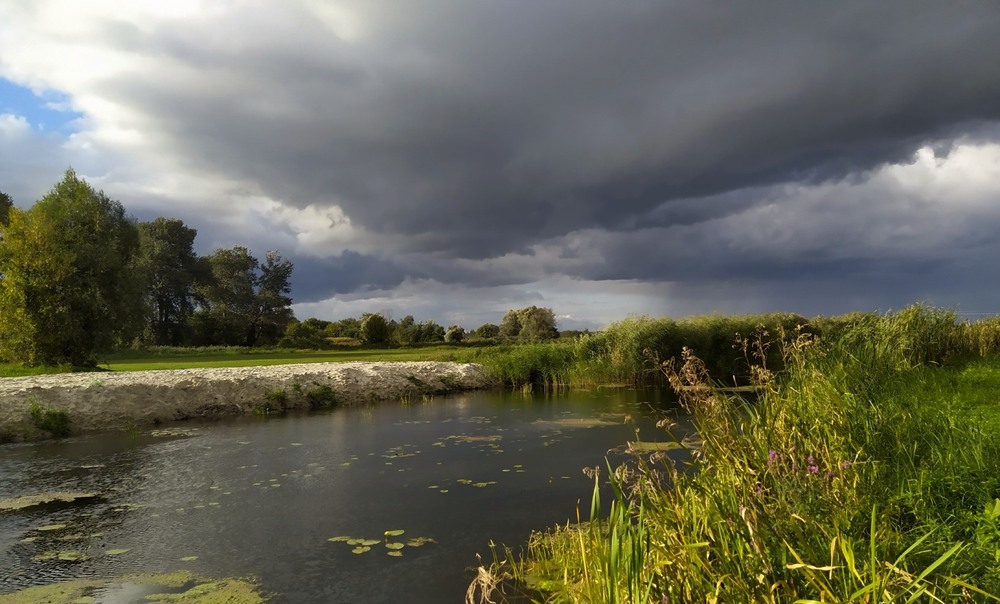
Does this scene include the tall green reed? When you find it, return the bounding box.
[478,305,1000,602]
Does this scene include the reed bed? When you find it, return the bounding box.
[474,305,1000,602]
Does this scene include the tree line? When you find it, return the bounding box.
[280,305,561,349]
[0,170,295,366]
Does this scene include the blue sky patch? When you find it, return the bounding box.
[0,77,82,135]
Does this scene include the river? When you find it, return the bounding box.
[0,387,685,603]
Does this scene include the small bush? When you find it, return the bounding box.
[305,384,337,408]
[265,387,288,405]
[28,399,71,437]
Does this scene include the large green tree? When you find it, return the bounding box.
[137,217,206,346]
[0,170,142,366]
[198,247,294,346]
[500,306,559,341]
[359,312,392,345]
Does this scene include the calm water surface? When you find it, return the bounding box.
[0,388,685,603]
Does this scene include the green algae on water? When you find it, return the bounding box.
[0,492,102,512]
[0,571,268,604]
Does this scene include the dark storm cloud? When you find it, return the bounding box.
[8,0,1000,324]
[288,252,408,303]
[94,1,1000,265]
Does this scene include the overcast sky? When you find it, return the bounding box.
[3,1,1000,330]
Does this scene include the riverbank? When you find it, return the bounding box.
[477,307,1000,602]
[0,361,493,442]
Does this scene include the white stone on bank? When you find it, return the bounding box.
[0,362,493,438]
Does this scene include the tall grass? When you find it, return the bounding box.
[465,342,576,390]
[477,305,1000,602]
[472,313,810,388]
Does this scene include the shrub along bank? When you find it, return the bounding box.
[476,306,1000,602]
[472,305,1000,389]
[468,312,811,389]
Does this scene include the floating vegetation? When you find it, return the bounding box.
[149,428,199,438]
[32,550,87,562]
[382,445,419,458]
[387,551,403,557]
[104,548,130,555]
[179,556,198,562]
[532,417,622,429]
[0,571,269,604]
[56,533,85,542]
[110,503,145,512]
[454,479,497,488]
[0,492,102,512]
[36,524,67,532]
[329,531,435,557]
[447,434,503,444]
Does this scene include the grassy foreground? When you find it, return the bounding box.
[473,307,1000,602]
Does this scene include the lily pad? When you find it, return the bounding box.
[360,539,380,546]
[405,537,436,547]
[32,550,88,562]
[386,551,403,557]
[328,536,352,542]
[384,529,405,537]
[179,555,198,562]
[57,533,86,542]
[385,542,404,550]
[351,546,371,554]
[36,524,67,532]
[104,548,130,555]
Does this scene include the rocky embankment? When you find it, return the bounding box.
[0,362,494,441]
